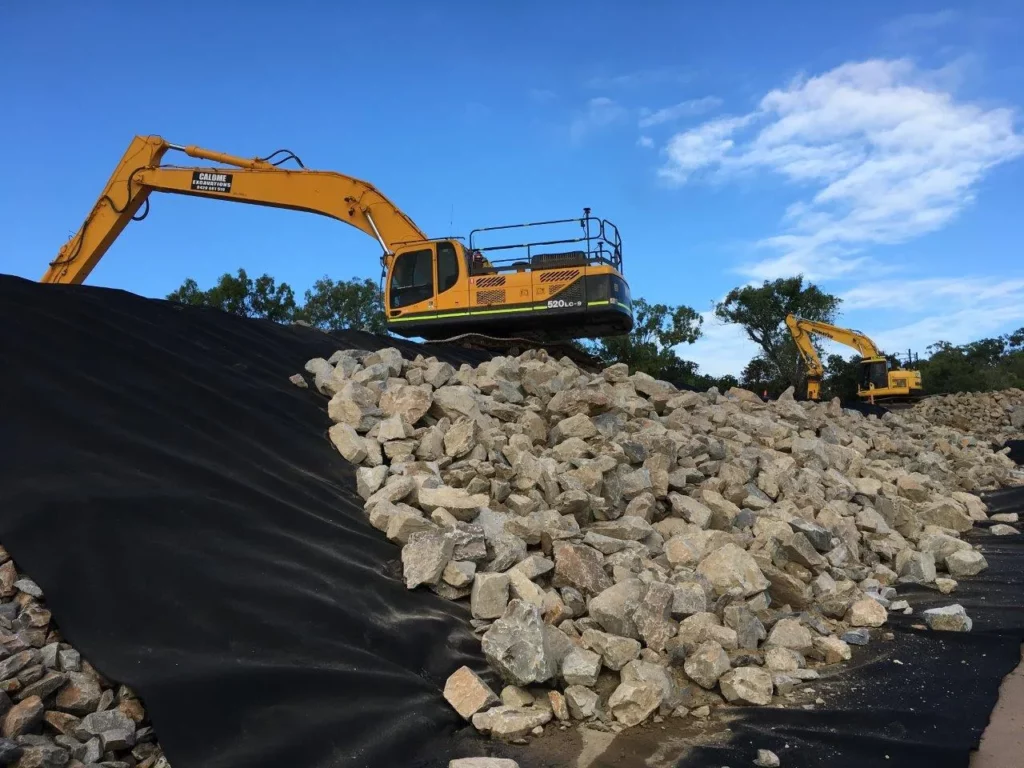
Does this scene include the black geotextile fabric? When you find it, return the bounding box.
[0,274,501,768]
[671,485,1024,768]
[4,272,1024,768]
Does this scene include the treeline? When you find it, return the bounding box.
[167,269,1024,400]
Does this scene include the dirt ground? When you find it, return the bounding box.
[970,645,1024,768]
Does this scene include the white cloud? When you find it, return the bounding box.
[637,135,655,148]
[569,97,627,143]
[587,68,691,90]
[842,276,1024,311]
[638,96,722,128]
[657,58,1024,280]
[681,311,761,378]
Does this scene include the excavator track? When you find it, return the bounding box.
[431,331,605,372]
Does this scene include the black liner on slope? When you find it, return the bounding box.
[0,275,497,768]
[666,486,1024,768]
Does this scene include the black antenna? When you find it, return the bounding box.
[450,204,454,237]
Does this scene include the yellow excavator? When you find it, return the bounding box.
[785,314,923,403]
[42,135,633,343]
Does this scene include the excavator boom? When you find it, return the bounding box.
[43,135,425,285]
[41,134,634,346]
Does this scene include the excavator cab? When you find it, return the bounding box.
[860,357,890,392]
[384,210,632,342]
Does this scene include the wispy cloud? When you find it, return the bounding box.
[883,9,958,37]
[656,58,1024,281]
[638,96,722,128]
[637,135,655,149]
[842,277,1024,311]
[528,88,557,103]
[569,96,627,143]
[587,67,691,90]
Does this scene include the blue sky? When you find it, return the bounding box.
[3,1,1023,376]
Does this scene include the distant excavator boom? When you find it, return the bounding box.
[785,314,921,402]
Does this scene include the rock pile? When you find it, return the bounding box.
[301,348,1023,738]
[908,389,1024,447]
[0,547,169,767]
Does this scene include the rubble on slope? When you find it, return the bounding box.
[0,546,169,767]
[298,348,1024,739]
[907,388,1024,448]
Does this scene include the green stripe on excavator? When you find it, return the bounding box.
[390,298,631,324]
[390,304,546,323]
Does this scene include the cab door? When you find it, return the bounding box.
[434,241,469,315]
[386,246,436,320]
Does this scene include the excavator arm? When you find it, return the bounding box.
[42,135,427,285]
[785,314,885,400]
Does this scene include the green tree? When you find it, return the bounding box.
[168,270,387,333]
[715,275,841,392]
[166,268,298,322]
[918,328,1024,394]
[297,276,387,334]
[587,298,703,383]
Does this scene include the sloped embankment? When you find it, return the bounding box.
[0,274,496,768]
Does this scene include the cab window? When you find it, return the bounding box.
[390,249,434,308]
[437,242,459,293]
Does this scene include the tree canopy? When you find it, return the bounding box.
[715,276,841,395]
[167,269,386,333]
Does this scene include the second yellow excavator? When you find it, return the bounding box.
[42,135,633,344]
[785,314,923,403]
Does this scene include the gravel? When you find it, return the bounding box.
[303,348,1024,739]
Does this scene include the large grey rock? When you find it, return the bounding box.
[671,581,708,618]
[696,544,769,597]
[471,573,511,619]
[328,423,368,463]
[552,542,612,595]
[80,708,135,748]
[581,629,641,671]
[765,618,813,653]
[356,465,389,500]
[589,579,644,639]
[632,581,676,652]
[924,604,972,632]
[471,705,552,740]
[719,667,773,705]
[846,598,888,627]
[588,518,654,542]
[945,549,988,577]
[723,604,766,650]
[443,666,500,719]
[919,499,974,533]
[683,640,730,689]
[417,486,489,522]
[561,648,601,687]
[402,530,455,589]
[552,413,598,442]
[896,550,937,584]
[480,600,556,685]
[565,685,600,719]
[608,681,662,727]
[444,418,480,458]
[450,758,520,768]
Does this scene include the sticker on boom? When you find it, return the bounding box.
[190,171,233,193]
